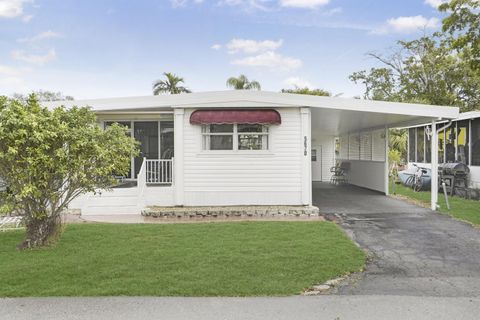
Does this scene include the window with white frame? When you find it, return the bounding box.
[202,124,269,151]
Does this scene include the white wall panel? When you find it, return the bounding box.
[348,133,360,160]
[372,129,386,161]
[339,135,348,159]
[182,107,303,206]
[347,160,386,193]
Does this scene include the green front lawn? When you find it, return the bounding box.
[0,221,365,297]
[391,182,480,227]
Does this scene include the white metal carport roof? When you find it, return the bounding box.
[45,91,459,135]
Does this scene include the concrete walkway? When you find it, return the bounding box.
[313,183,480,297]
[1,296,479,320]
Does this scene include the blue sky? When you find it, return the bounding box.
[0,0,447,99]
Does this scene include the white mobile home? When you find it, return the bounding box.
[407,111,480,189]
[47,91,458,214]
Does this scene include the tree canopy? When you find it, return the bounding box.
[13,90,74,102]
[350,35,480,112]
[153,72,191,95]
[440,0,480,71]
[0,95,137,249]
[226,75,261,90]
[281,87,331,96]
[349,0,480,163]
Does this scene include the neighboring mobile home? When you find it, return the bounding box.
[406,111,480,189]
[45,91,458,214]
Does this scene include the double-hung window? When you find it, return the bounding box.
[202,124,269,151]
[202,124,234,150]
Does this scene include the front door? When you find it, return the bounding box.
[134,121,159,178]
[311,145,323,182]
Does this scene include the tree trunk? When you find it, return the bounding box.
[17,214,63,250]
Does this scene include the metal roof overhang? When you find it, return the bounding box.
[43,91,459,135]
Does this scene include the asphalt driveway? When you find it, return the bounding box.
[313,183,480,297]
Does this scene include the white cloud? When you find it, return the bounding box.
[170,0,204,7]
[217,0,270,11]
[0,64,24,76]
[11,48,57,65]
[279,0,329,9]
[21,13,32,22]
[170,0,187,7]
[0,63,31,88]
[424,0,446,9]
[283,76,314,88]
[0,76,24,86]
[232,51,302,70]
[323,6,342,16]
[0,0,31,18]
[211,44,222,50]
[17,30,62,43]
[373,15,440,34]
[226,38,283,54]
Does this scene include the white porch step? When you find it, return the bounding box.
[70,185,175,216]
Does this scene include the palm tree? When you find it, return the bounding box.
[226,74,261,90]
[153,72,191,95]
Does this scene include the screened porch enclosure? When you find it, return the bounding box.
[104,120,174,183]
[408,116,480,166]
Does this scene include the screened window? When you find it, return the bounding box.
[456,120,469,164]
[409,128,416,162]
[472,118,480,166]
[360,132,372,160]
[437,125,445,163]
[446,126,456,162]
[202,124,268,151]
[416,127,425,162]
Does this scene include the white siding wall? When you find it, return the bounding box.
[338,128,387,193]
[182,107,303,206]
[311,135,335,182]
[470,166,480,189]
[347,160,386,193]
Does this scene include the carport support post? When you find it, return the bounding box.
[431,119,438,211]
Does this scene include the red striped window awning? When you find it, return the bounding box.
[189,109,281,125]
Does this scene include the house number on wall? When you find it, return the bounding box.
[304,136,307,156]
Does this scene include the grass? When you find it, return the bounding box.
[391,181,480,227]
[0,221,365,297]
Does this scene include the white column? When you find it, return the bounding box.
[300,107,312,206]
[174,108,185,206]
[431,119,438,210]
[384,127,390,196]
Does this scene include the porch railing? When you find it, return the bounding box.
[144,158,173,184]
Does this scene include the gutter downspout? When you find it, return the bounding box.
[431,120,452,210]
